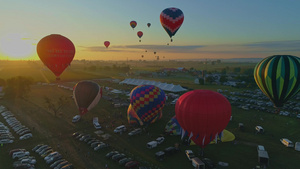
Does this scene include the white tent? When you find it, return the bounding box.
[119,78,187,93]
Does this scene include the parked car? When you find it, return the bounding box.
[45,151,60,161]
[112,153,126,161]
[119,158,132,166]
[19,133,33,140]
[9,149,26,157]
[72,115,80,123]
[185,150,195,161]
[164,147,178,155]
[61,163,74,169]
[156,137,165,144]
[20,158,37,165]
[94,143,109,151]
[202,158,215,169]
[114,125,126,133]
[41,149,54,158]
[106,151,119,158]
[0,138,13,144]
[125,161,139,169]
[93,122,102,129]
[32,144,44,152]
[12,151,30,159]
[46,154,62,164]
[128,128,142,136]
[54,161,69,169]
[50,159,66,168]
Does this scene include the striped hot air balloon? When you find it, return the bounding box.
[127,104,143,126]
[160,7,184,42]
[254,55,300,108]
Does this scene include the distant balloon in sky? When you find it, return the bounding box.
[73,80,102,116]
[160,7,184,42]
[104,41,110,48]
[37,34,75,81]
[254,55,300,109]
[137,31,143,42]
[154,51,156,55]
[147,23,151,28]
[130,21,137,29]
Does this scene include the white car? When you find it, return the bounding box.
[12,151,30,159]
[19,133,32,140]
[72,115,81,123]
[156,137,165,144]
[93,122,101,129]
[44,151,60,161]
[0,139,14,144]
[114,125,126,133]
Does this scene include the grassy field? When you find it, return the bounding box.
[0,60,300,169]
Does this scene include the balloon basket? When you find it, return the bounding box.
[56,77,60,81]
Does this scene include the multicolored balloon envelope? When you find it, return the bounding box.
[37,34,75,80]
[160,7,184,41]
[137,31,143,42]
[130,21,137,29]
[127,104,143,126]
[73,80,102,116]
[165,115,182,135]
[254,55,300,108]
[130,85,166,125]
[175,90,231,148]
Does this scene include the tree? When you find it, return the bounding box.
[205,76,214,84]
[233,67,241,73]
[44,95,70,117]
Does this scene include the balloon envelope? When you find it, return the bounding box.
[160,7,184,40]
[37,34,75,80]
[147,23,151,27]
[73,81,102,116]
[130,85,166,125]
[254,55,300,108]
[104,41,110,48]
[127,104,143,126]
[137,31,143,38]
[175,90,231,148]
[130,21,137,29]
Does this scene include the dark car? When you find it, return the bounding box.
[61,163,74,169]
[125,161,139,169]
[119,158,132,166]
[87,139,98,145]
[202,158,215,169]
[32,144,44,152]
[91,141,102,148]
[164,146,178,155]
[46,154,62,164]
[50,159,66,168]
[75,133,84,139]
[72,132,80,138]
[84,137,94,142]
[54,161,69,169]
[112,153,126,161]
[106,151,119,158]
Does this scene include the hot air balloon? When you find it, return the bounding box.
[175,90,231,148]
[130,85,166,125]
[137,31,143,42]
[165,116,182,135]
[254,55,300,110]
[147,23,151,28]
[104,41,110,48]
[127,104,143,126]
[141,55,144,58]
[130,21,137,29]
[160,7,184,42]
[37,34,75,80]
[73,80,102,116]
[154,51,156,55]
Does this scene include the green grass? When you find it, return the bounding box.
[0,60,300,169]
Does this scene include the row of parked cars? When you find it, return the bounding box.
[32,144,74,169]
[106,150,140,169]
[9,148,35,169]
[0,121,14,144]
[0,105,33,140]
[72,132,109,151]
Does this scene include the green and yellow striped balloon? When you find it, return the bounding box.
[254,55,300,108]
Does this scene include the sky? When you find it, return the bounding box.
[0,0,300,61]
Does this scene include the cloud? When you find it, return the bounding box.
[79,45,205,53]
[244,40,300,52]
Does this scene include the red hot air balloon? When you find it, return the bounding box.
[104,41,110,48]
[73,80,102,116]
[137,31,143,42]
[130,21,137,29]
[175,90,231,148]
[37,34,75,81]
[160,7,184,42]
